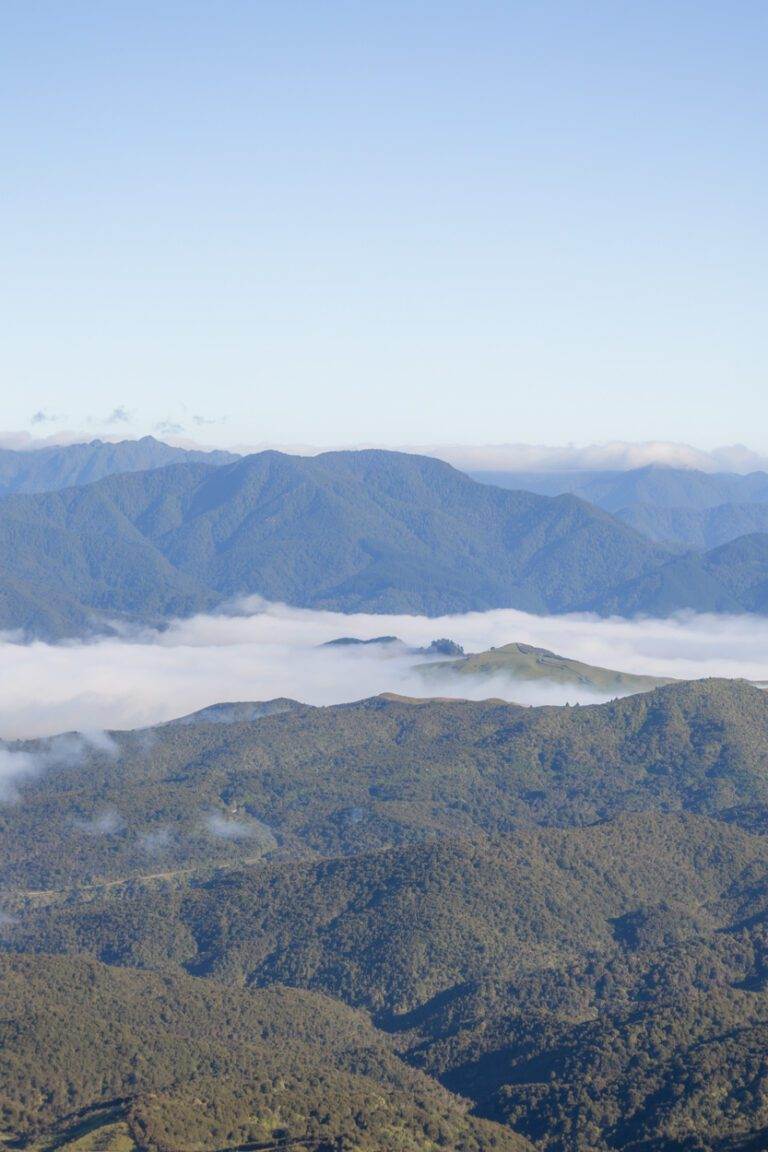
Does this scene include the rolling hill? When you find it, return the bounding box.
[418,641,673,694]
[3,679,768,889]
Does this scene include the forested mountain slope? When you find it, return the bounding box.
[5,681,768,1150]
[5,450,768,636]
[3,680,768,889]
[470,464,768,512]
[0,449,668,637]
[0,953,524,1152]
[472,464,768,551]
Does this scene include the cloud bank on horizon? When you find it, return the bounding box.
[0,599,767,742]
[2,426,768,474]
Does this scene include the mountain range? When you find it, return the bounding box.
[472,463,768,550]
[0,448,670,637]
[4,444,768,638]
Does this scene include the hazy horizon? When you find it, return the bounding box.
[3,427,768,475]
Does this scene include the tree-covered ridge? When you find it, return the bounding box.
[3,450,768,636]
[7,812,764,1015]
[6,681,768,1151]
[7,816,768,1147]
[3,679,768,889]
[0,953,526,1152]
[472,463,768,550]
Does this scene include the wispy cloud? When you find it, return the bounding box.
[203,812,257,840]
[139,827,173,854]
[74,808,123,835]
[192,413,227,427]
[30,409,67,426]
[0,731,118,801]
[103,406,133,425]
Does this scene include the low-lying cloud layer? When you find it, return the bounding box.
[1,600,768,742]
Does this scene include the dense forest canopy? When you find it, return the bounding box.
[4,680,768,1151]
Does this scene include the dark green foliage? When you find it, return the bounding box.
[8,813,763,1016]
[0,953,525,1152]
[4,679,768,889]
[403,923,768,1151]
[7,681,768,1150]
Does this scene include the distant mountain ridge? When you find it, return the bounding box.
[471,463,768,551]
[470,463,768,511]
[0,435,237,497]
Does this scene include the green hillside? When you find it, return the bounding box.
[601,532,768,615]
[4,680,768,889]
[418,641,673,694]
[6,681,768,1150]
[3,449,768,636]
[0,953,524,1152]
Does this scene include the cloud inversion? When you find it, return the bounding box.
[0,600,767,742]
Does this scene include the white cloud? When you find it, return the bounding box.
[203,812,258,841]
[0,601,766,743]
[139,827,173,854]
[0,749,37,801]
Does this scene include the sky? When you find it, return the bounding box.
[1,1,767,449]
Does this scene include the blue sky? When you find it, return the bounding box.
[1,1,766,449]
